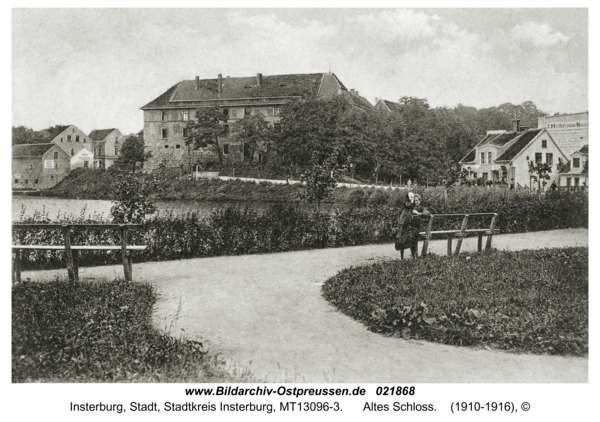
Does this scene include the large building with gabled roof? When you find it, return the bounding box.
[140,72,372,170]
[46,124,92,157]
[460,119,567,189]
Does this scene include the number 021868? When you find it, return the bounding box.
[376,386,415,396]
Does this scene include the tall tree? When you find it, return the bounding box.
[234,112,275,164]
[186,106,229,166]
[115,130,151,173]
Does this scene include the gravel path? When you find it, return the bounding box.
[23,228,588,383]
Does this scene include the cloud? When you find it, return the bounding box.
[348,9,438,43]
[510,21,570,47]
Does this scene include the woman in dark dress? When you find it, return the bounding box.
[395,193,431,259]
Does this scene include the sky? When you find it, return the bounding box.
[12,8,589,135]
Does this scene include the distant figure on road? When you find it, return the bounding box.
[550,181,557,192]
[407,179,412,188]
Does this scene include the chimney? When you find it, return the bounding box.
[218,74,222,93]
[355,90,359,96]
[375,97,379,103]
[256,73,262,86]
[512,119,520,132]
[195,76,199,90]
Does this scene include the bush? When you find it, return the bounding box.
[321,247,588,356]
[13,190,588,272]
[12,278,248,382]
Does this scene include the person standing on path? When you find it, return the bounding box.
[395,193,431,259]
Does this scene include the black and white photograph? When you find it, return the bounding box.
[8,4,595,420]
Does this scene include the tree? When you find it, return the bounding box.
[114,130,151,173]
[528,160,552,198]
[186,106,229,166]
[234,112,275,164]
[110,173,160,223]
[299,149,349,210]
[12,126,36,145]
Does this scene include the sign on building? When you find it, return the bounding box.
[44,160,55,168]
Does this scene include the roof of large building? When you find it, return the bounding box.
[577,144,588,155]
[44,125,71,140]
[12,143,55,158]
[459,148,476,163]
[495,129,543,162]
[141,73,359,109]
[89,129,117,141]
[380,99,402,112]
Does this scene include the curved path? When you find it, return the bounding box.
[23,228,588,383]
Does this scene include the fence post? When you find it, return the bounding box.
[13,248,22,283]
[447,233,454,256]
[421,215,434,256]
[477,232,484,252]
[485,213,498,250]
[454,215,469,255]
[119,225,131,281]
[63,225,75,282]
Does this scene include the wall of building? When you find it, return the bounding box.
[511,133,566,189]
[71,148,94,170]
[92,129,122,169]
[538,112,588,157]
[50,125,92,157]
[12,146,71,189]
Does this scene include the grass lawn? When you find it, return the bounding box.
[322,247,588,356]
[12,278,254,383]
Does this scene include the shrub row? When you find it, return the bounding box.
[14,190,587,271]
[321,247,588,356]
[12,278,248,382]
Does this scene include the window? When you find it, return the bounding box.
[175,144,181,149]
[67,135,71,142]
[488,152,492,164]
[161,111,167,121]
[229,109,237,118]
[546,153,553,165]
[223,143,230,155]
[53,152,58,159]
[34,179,38,184]
[164,145,169,149]
[182,128,189,138]
[183,110,189,121]
[535,153,542,163]
[222,108,229,117]
[60,137,63,142]
[24,179,28,184]
[274,123,282,133]
[76,135,80,142]
[244,107,251,116]
[273,107,280,116]
[542,140,547,148]
[84,161,88,168]
[14,179,18,184]
[482,172,488,181]
[566,178,571,186]
[115,148,119,155]
[83,138,86,143]
[71,148,74,156]
[480,152,484,164]
[161,128,168,139]
[573,158,580,168]
[526,156,529,161]
[574,177,580,187]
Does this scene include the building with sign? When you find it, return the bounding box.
[538,112,588,157]
[559,144,588,188]
[70,148,94,170]
[12,143,71,190]
[460,120,567,189]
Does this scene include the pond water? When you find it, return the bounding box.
[11,196,348,221]
[11,196,275,221]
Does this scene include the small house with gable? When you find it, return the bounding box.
[12,143,70,190]
[559,145,588,188]
[88,128,123,169]
[47,124,92,157]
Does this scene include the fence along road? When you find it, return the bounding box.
[22,228,588,383]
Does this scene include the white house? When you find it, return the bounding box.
[70,148,94,170]
[559,145,588,188]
